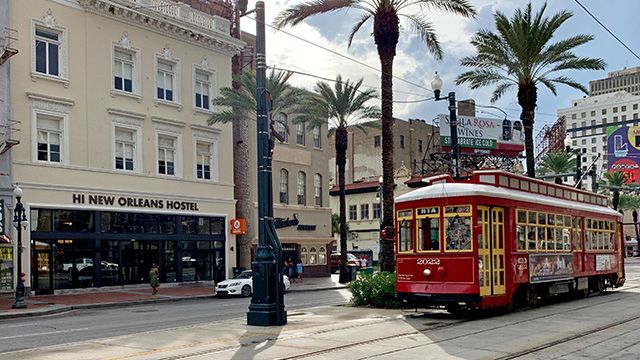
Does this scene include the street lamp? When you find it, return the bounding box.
[242,0,287,326]
[12,184,28,309]
[431,73,460,179]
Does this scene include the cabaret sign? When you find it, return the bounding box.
[273,213,317,231]
[72,193,199,211]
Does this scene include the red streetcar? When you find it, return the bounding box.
[394,170,625,312]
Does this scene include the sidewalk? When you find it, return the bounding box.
[0,274,346,320]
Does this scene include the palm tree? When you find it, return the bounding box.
[456,3,605,178]
[297,75,379,283]
[617,193,640,215]
[537,151,575,184]
[275,0,476,272]
[602,171,628,211]
[209,69,308,269]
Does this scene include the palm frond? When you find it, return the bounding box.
[348,13,372,47]
[400,13,442,60]
[490,82,514,103]
[273,0,360,29]
[414,0,477,18]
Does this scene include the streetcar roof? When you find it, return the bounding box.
[395,182,621,218]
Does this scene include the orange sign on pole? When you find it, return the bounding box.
[230,218,246,235]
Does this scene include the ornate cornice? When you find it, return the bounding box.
[78,0,243,56]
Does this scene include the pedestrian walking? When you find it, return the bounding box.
[288,258,295,282]
[296,259,303,283]
[149,263,160,295]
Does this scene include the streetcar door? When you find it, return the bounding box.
[478,206,506,296]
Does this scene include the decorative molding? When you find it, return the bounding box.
[26,92,74,112]
[119,32,132,49]
[162,46,173,60]
[200,57,209,71]
[191,124,221,136]
[107,108,146,122]
[77,0,243,56]
[43,8,56,28]
[152,117,185,134]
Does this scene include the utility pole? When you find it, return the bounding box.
[245,1,286,326]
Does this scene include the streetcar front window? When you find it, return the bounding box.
[418,217,440,251]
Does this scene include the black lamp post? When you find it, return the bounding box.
[12,184,27,309]
[243,0,287,326]
[431,73,460,179]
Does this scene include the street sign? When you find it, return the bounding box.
[230,218,246,235]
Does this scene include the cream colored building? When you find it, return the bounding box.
[248,114,333,277]
[7,0,242,294]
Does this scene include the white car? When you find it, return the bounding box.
[215,270,291,297]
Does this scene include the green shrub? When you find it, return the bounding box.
[349,271,401,308]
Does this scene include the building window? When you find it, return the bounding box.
[279,169,288,204]
[590,110,596,117]
[36,114,63,163]
[34,27,60,76]
[571,114,577,120]
[196,141,213,180]
[400,135,405,148]
[314,173,322,206]
[613,107,618,113]
[622,105,627,112]
[113,48,135,93]
[349,205,357,220]
[418,140,423,153]
[591,137,596,144]
[622,115,627,121]
[374,135,381,147]
[158,134,176,175]
[373,203,381,219]
[634,104,638,110]
[572,140,577,146]
[602,109,607,115]
[361,204,369,220]
[301,245,326,266]
[194,69,211,110]
[297,171,306,205]
[115,127,135,171]
[275,112,288,142]
[613,116,618,122]
[581,112,586,118]
[312,125,321,148]
[296,122,305,145]
[156,59,176,102]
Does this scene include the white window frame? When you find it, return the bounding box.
[313,125,321,148]
[31,19,68,85]
[154,121,183,177]
[31,100,70,165]
[111,44,140,97]
[314,173,322,207]
[192,129,220,182]
[155,55,181,105]
[275,113,288,143]
[280,169,289,204]
[297,171,306,205]
[193,65,214,112]
[296,122,305,145]
[111,117,143,173]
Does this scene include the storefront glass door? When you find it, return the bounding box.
[122,240,159,285]
[32,240,53,295]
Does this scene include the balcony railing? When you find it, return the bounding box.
[129,0,230,35]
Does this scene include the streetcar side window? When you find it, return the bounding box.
[397,210,414,253]
[417,207,440,252]
[517,209,572,252]
[572,217,583,251]
[444,205,472,251]
[585,218,615,251]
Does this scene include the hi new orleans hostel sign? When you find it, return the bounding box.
[438,114,525,155]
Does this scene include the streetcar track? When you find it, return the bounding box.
[276,288,640,360]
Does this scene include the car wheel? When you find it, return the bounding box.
[241,285,252,297]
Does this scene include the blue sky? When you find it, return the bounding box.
[241,0,640,137]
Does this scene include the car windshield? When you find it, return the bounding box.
[233,271,252,279]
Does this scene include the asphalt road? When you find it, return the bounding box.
[0,288,353,354]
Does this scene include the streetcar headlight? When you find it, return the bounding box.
[423,268,432,277]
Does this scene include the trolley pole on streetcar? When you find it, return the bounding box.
[243,0,287,326]
[431,73,460,179]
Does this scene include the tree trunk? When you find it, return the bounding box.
[335,127,350,283]
[633,210,640,257]
[613,190,620,211]
[231,15,253,270]
[374,10,399,273]
[517,83,537,178]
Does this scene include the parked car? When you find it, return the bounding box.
[330,253,360,272]
[215,270,291,297]
[62,258,93,272]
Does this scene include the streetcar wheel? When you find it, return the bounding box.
[527,286,539,308]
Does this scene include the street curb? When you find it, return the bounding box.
[0,286,348,320]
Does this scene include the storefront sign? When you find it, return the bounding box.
[273,213,317,231]
[529,254,573,283]
[72,194,199,211]
[230,218,246,235]
[438,114,524,156]
[0,247,13,291]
